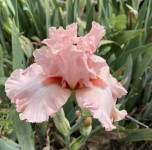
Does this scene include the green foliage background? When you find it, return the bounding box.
[0,0,152,149]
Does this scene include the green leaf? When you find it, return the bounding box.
[109,14,127,30]
[14,0,19,28]
[143,0,152,43]
[142,99,152,118]
[12,112,35,150]
[12,21,24,70]
[73,0,78,22]
[66,0,73,25]
[123,54,133,90]
[45,0,50,37]
[115,14,127,30]
[86,4,96,32]
[134,0,149,29]
[25,0,46,39]
[51,6,63,27]
[99,40,119,46]
[125,77,143,111]
[121,129,152,142]
[19,35,33,59]
[0,137,21,150]
[70,136,87,150]
[0,44,4,77]
[111,29,144,45]
[133,51,152,82]
[5,0,15,16]
[0,77,7,85]
[77,0,86,18]
[113,43,152,69]
[0,21,7,52]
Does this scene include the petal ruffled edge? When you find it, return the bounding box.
[76,86,127,131]
[5,63,71,122]
[77,22,106,53]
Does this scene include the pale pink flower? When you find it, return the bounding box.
[5,22,127,131]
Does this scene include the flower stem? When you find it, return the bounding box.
[65,135,70,150]
[126,115,149,128]
[90,126,103,136]
[70,117,85,134]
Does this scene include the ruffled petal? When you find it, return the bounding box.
[19,83,71,122]
[76,86,127,131]
[88,55,127,99]
[34,45,96,89]
[58,45,95,88]
[108,75,127,99]
[88,54,110,79]
[5,64,71,122]
[77,21,105,53]
[5,63,43,103]
[42,23,77,51]
[66,23,77,43]
[33,46,61,76]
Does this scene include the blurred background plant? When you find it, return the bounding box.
[0,0,152,149]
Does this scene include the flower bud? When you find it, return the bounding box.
[2,18,13,35]
[126,4,138,28]
[0,1,10,22]
[81,108,91,118]
[79,117,92,137]
[70,136,85,150]
[53,108,71,137]
[76,110,92,137]
[19,35,34,58]
[0,1,13,35]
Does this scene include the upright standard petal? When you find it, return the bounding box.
[34,45,96,89]
[42,23,77,51]
[77,21,106,53]
[88,54,110,79]
[5,63,71,122]
[76,86,127,131]
[34,46,61,76]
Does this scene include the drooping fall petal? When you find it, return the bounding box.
[76,86,127,131]
[108,75,127,99]
[5,64,71,122]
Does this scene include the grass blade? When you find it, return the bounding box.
[12,112,35,150]
[45,0,50,37]
[12,20,24,70]
[0,137,21,150]
[0,44,4,77]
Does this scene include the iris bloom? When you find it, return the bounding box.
[5,22,127,131]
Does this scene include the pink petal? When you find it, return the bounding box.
[33,46,61,76]
[108,75,127,99]
[34,45,96,89]
[76,86,127,131]
[112,105,127,121]
[88,54,110,79]
[66,23,77,43]
[5,64,71,122]
[58,45,95,89]
[42,23,77,50]
[77,21,106,53]
[5,63,43,103]
[88,55,127,99]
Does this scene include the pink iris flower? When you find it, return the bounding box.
[5,22,127,131]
